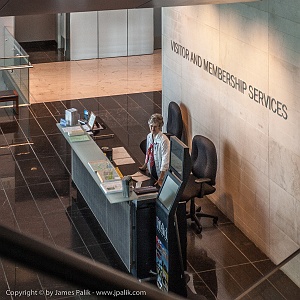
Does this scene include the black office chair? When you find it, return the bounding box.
[165,101,183,140]
[139,138,147,155]
[181,135,218,233]
[139,101,183,155]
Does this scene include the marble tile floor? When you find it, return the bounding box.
[22,41,162,103]
[20,40,67,65]
[0,42,298,299]
[0,95,299,300]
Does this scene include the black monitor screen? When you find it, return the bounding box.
[158,174,180,210]
[88,111,96,129]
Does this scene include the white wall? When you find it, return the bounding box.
[70,9,154,60]
[98,10,128,58]
[162,0,300,281]
[70,11,99,60]
[0,17,14,56]
[0,17,14,88]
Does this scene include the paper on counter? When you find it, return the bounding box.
[113,157,135,166]
[112,147,131,159]
[101,180,123,194]
[62,125,82,133]
[130,171,150,182]
[112,147,135,165]
[69,135,89,143]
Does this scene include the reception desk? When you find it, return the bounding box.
[57,123,156,279]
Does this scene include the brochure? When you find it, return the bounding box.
[101,180,123,194]
[88,160,120,182]
[69,135,89,143]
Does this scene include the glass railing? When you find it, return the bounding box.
[1,27,31,68]
[0,27,32,105]
[235,249,300,300]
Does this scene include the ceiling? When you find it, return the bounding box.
[0,0,258,16]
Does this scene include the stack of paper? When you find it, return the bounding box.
[130,171,150,182]
[112,147,135,165]
[62,125,84,136]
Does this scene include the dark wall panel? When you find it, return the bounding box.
[0,0,258,17]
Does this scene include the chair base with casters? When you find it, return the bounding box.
[186,197,218,234]
[181,164,218,234]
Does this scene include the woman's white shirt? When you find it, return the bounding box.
[146,131,170,177]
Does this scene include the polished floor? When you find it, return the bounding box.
[0,42,299,300]
[25,41,162,103]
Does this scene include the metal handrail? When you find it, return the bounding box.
[0,55,30,59]
[0,224,183,299]
[0,65,33,70]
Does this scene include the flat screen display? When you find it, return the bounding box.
[158,174,180,210]
[88,111,96,130]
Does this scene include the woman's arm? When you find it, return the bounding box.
[155,135,170,186]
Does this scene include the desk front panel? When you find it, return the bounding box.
[72,150,132,269]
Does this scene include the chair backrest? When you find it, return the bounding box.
[166,101,183,139]
[191,135,217,186]
[140,138,147,155]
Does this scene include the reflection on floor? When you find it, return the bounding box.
[1,96,299,299]
[20,41,67,65]
[0,42,298,299]
[24,41,162,103]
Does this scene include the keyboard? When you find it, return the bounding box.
[134,186,158,195]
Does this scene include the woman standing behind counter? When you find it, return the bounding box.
[140,113,170,186]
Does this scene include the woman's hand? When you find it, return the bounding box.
[155,171,166,187]
[155,178,163,187]
[139,163,147,171]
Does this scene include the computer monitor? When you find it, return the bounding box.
[169,136,190,181]
[158,173,180,211]
[87,111,96,130]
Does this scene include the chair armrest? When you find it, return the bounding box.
[195,178,211,184]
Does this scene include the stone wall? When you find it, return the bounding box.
[162,0,300,281]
